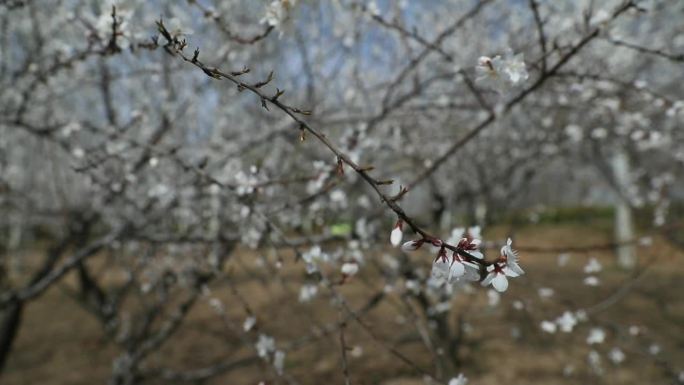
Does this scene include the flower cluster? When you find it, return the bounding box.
[541,310,587,334]
[475,49,529,91]
[391,224,524,292]
[481,238,525,292]
[448,373,468,385]
[255,334,286,375]
[261,0,298,33]
[583,257,602,286]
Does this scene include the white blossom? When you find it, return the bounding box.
[302,245,329,274]
[588,350,603,374]
[243,316,257,332]
[476,49,528,91]
[350,345,363,358]
[405,279,421,294]
[366,1,380,16]
[563,364,575,377]
[456,237,483,259]
[565,124,584,142]
[449,257,466,279]
[481,264,509,292]
[467,226,482,240]
[557,253,571,267]
[556,311,578,333]
[274,350,286,374]
[649,344,661,355]
[501,238,524,276]
[298,284,318,303]
[208,298,224,313]
[390,221,403,247]
[487,289,500,307]
[609,347,625,364]
[431,248,472,286]
[591,127,608,139]
[446,227,465,244]
[481,238,524,292]
[587,328,606,345]
[590,9,611,27]
[584,258,602,273]
[256,334,276,358]
[261,0,298,33]
[401,240,423,252]
[541,320,557,334]
[430,258,451,284]
[72,147,85,158]
[341,262,359,276]
[575,310,588,322]
[538,287,555,299]
[448,373,468,385]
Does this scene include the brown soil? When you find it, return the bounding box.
[3,223,683,385]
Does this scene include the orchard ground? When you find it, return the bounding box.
[4,222,683,385]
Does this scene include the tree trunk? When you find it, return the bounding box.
[611,150,636,269]
[0,301,23,373]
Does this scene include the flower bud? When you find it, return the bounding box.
[401,240,423,252]
[390,220,403,247]
[341,262,359,276]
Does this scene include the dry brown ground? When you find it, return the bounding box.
[3,223,683,385]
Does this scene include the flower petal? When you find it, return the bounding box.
[481,271,496,286]
[503,266,520,277]
[469,250,483,259]
[390,227,403,247]
[508,262,525,276]
[491,274,509,292]
[449,261,465,279]
[401,240,420,251]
